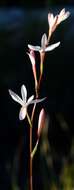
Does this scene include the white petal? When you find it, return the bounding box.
[45,42,60,52]
[62,11,70,21]
[50,13,54,21]
[59,8,65,16]
[48,13,51,26]
[9,89,23,106]
[28,53,35,66]
[48,13,54,27]
[27,95,34,105]
[52,15,58,26]
[19,106,27,120]
[57,10,70,25]
[30,97,46,104]
[41,33,48,49]
[21,85,27,103]
[28,44,41,51]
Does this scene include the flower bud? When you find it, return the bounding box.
[48,8,70,42]
[37,108,46,138]
[27,50,37,87]
[57,8,70,25]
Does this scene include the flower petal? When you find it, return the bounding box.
[19,106,27,120]
[28,44,41,51]
[21,85,27,103]
[61,11,70,21]
[9,89,23,106]
[48,13,54,23]
[27,95,34,105]
[48,13,54,28]
[59,8,65,16]
[41,33,48,50]
[45,42,60,52]
[30,97,46,104]
[57,9,70,25]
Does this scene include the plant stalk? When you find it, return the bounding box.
[29,125,33,190]
[26,113,33,190]
[29,51,45,190]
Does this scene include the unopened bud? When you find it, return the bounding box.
[37,108,46,138]
[27,50,38,87]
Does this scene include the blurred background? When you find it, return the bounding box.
[0,0,74,190]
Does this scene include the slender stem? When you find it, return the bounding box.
[29,75,40,190]
[38,73,42,89]
[31,103,36,123]
[47,31,52,43]
[38,52,45,88]
[31,51,45,124]
[26,112,33,190]
[29,50,45,190]
[29,125,33,190]
[27,112,32,128]
[31,86,38,124]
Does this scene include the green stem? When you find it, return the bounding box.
[27,112,32,128]
[31,140,39,159]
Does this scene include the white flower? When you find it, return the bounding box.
[9,84,45,120]
[28,33,60,53]
[57,8,70,25]
[48,8,70,33]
